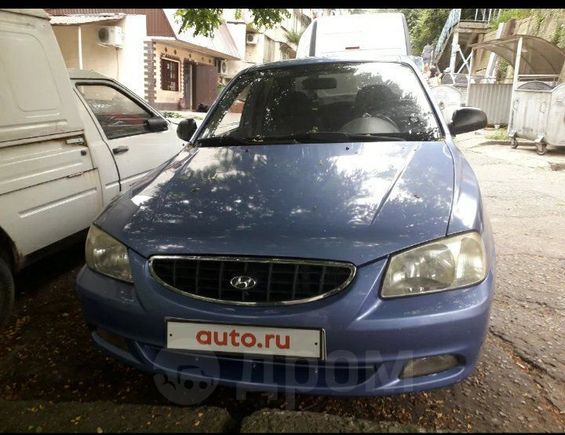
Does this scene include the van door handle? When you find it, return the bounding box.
[112,145,129,155]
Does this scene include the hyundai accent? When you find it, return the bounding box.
[76,56,495,396]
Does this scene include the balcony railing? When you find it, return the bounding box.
[434,9,462,61]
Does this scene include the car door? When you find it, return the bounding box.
[74,80,184,192]
[72,90,121,207]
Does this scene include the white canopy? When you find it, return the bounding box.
[471,35,565,76]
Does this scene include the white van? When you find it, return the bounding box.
[296,13,411,59]
[0,9,184,324]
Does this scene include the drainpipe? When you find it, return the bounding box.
[77,25,83,69]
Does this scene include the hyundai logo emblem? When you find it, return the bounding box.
[230,275,257,290]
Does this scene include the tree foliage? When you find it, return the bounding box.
[285,29,303,45]
[175,8,290,37]
[344,9,453,56]
[400,9,451,55]
[489,9,532,30]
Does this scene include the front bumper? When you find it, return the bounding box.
[76,248,495,396]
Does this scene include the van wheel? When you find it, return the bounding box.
[0,258,15,327]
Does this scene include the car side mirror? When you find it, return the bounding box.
[145,116,169,132]
[177,118,198,142]
[448,107,487,135]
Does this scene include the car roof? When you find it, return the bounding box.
[68,69,111,80]
[245,54,411,73]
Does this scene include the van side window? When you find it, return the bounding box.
[77,85,153,139]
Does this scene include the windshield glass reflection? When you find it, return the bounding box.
[199,62,442,144]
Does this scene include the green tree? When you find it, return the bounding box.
[285,29,303,45]
[175,9,290,37]
[400,9,451,55]
[489,9,532,30]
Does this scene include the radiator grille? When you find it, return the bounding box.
[149,256,356,305]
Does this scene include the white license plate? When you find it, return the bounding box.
[167,320,324,359]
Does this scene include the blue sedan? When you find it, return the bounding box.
[76,56,495,397]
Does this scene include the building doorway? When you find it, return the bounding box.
[193,64,218,109]
[183,60,194,110]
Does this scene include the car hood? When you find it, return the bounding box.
[97,142,454,266]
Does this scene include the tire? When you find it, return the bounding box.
[0,258,15,327]
[536,142,547,156]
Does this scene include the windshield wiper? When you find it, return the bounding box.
[227,132,405,144]
[265,132,408,143]
[196,131,426,147]
[338,132,442,142]
[341,133,406,142]
[218,132,343,144]
[195,135,256,146]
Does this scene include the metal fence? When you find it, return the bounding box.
[467,83,513,126]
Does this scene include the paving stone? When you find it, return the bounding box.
[240,409,427,433]
[0,399,235,433]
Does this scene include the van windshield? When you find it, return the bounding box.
[198,62,442,145]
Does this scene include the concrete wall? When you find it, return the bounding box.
[245,33,265,64]
[225,59,253,79]
[224,8,312,80]
[239,30,291,66]
[53,25,80,68]
[52,16,146,96]
[119,15,146,96]
[224,21,248,82]
[226,21,246,59]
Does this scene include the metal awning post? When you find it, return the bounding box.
[512,36,523,90]
[77,25,83,69]
[485,23,505,80]
[466,48,474,106]
[508,36,523,131]
[449,30,459,72]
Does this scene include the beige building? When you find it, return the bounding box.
[47,9,339,108]
[220,9,335,84]
[47,9,240,110]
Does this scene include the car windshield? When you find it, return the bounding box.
[197,61,442,145]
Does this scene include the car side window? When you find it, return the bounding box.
[77,84,153,139]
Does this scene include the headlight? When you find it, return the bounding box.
[381,232,486,298]
[85,225,133,283]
